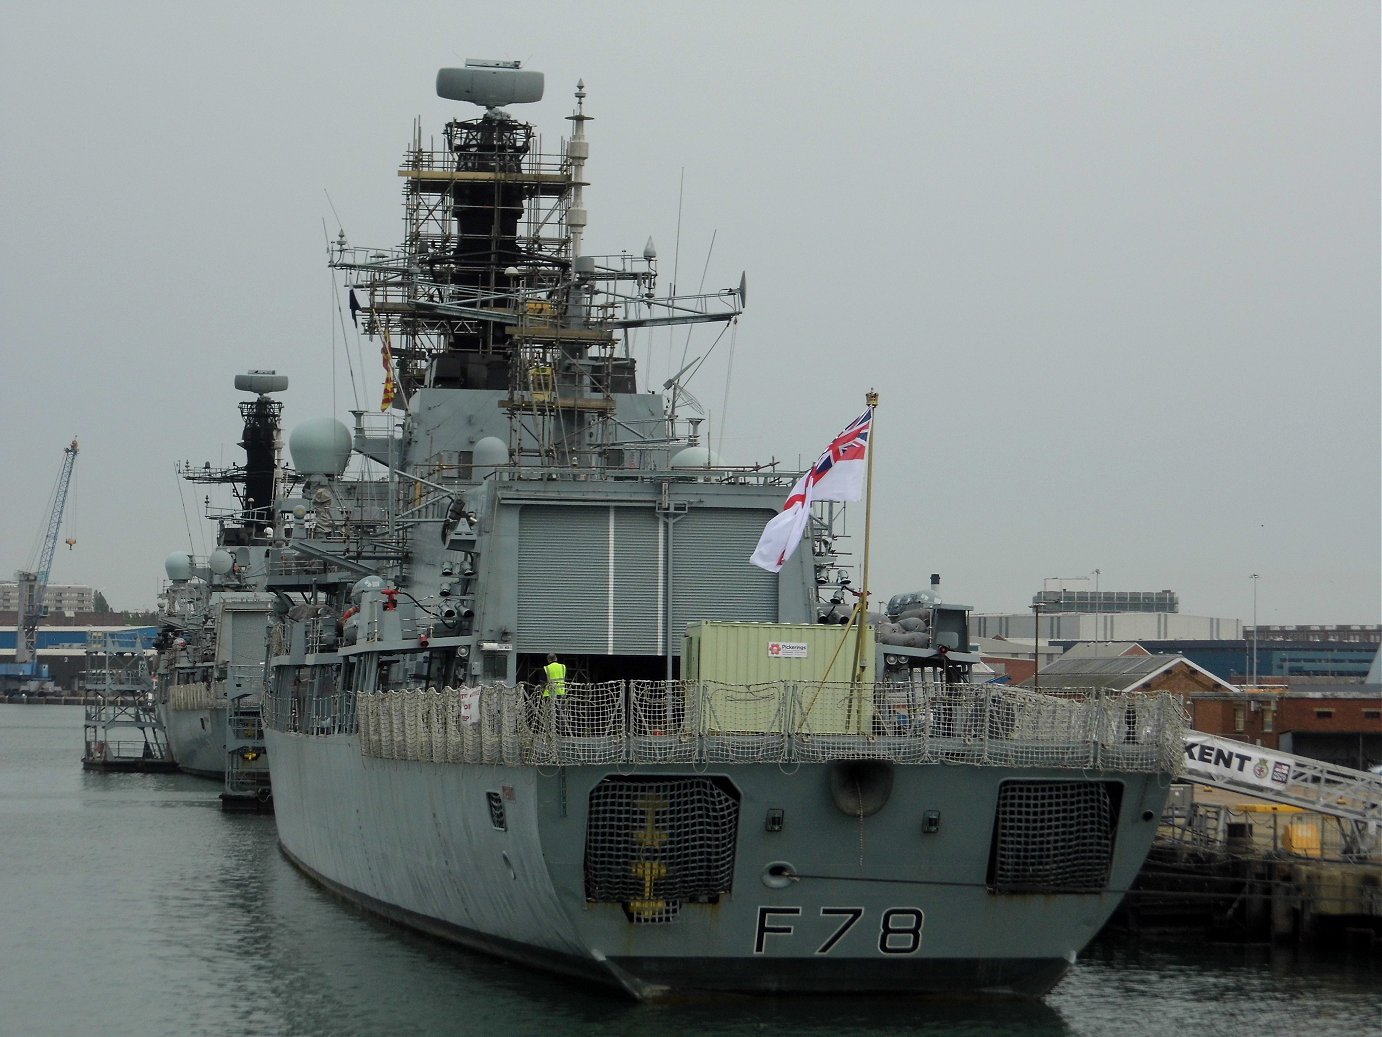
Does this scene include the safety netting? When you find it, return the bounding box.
[338,681,1185,774]
[168,684,218,710]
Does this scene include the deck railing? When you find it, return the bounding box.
[265,681,1186,773]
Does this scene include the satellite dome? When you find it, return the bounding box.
[164,552,194,582]
[472,436,509,480]
[208,548,234,575]
[670,446,722,469]
[289,417,353,477]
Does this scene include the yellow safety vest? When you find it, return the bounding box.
[543,661,567,697]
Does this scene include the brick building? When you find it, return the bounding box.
[1020,641,1238,698]
[1190,687,1382,771]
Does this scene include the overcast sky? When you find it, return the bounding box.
[1,2,1377,625]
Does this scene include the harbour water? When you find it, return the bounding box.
[2,705,1377,1037]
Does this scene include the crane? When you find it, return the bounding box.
[14,438,79,677]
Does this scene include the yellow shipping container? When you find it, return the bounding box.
[684,622,874,735]
[683,621,872,685]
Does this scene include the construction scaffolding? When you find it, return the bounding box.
[81,631,176,771]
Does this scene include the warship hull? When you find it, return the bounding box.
[258,61,1184,1000]
[265,719,1169,998]
[157,703,226,779]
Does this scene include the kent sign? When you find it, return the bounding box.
[1182,733,1293,794]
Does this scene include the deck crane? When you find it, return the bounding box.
[14,438,79,677]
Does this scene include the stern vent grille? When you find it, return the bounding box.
[584,776,739,922]
[990,780,1116,894]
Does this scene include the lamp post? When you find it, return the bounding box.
[1250,574,1259,687]
[1030,601,1044,693]
[1092,567,1101,642]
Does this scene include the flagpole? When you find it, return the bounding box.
[849,390,879,713]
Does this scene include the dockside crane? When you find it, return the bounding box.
[14,438,79,676]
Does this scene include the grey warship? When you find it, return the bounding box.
[260,61,1185,998]
[152,373,281,808]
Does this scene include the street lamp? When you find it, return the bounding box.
[1092,567,1102,642]
[1030,601,1044,693]
[1250,574,1260,687]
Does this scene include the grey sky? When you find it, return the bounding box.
[1,2,1377,625]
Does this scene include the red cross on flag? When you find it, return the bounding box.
[750,408,872,573]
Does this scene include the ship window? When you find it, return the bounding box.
[482,650,508,682]
[486,791,506,831]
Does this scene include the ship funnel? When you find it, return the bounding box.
[437,61,544,107]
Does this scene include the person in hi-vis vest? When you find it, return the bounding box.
[542,653,567,698]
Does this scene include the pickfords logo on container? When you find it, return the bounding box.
[767,641,809,659]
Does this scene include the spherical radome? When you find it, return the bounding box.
[208,549,234,575]
[670,445,722,469]
[164,552,194,581]
[289,417,353,476]
[472,436,509,469]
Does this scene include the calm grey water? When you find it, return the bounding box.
[2,705,1377,1037]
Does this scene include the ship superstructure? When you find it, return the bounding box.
[152,373,283,809]
[259,62,1185,998]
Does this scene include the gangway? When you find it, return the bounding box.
[1181,732,1381,853]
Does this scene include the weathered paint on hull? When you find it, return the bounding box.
[266,728,1168,998]
[157,703,225,779]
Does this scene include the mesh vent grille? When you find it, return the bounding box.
[584,777,739,920]
[991,781,1115,894]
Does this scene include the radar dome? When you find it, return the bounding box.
[436,62,544,107]
[234,371,288,395]
[289,417,352,477]
[208,548,234,575]
[472,436,509,479]
[164,552,194,582]
[670,446,722,469]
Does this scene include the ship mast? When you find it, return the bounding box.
[332,61,746,480]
